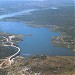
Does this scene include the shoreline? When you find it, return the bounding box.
[0,33,75,74]
[0,34,21,69]
[1,36,20,59]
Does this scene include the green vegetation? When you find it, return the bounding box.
[1,6,74,26]
[0,46,18,59]
[1,5,74,50]
[0,32,23,59]
[0,1,74,74]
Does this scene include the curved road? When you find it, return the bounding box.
[2,36,20,59]
[0,35,20,69]
[0,9,38,69]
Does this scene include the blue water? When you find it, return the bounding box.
[0,22,75,56]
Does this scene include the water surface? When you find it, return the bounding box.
[0,22,74,56]
[0,9,74,56]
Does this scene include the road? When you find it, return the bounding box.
[0,35,20,69]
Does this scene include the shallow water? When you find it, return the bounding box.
[0,22,75,56]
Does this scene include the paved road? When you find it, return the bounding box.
[0,35,20,69]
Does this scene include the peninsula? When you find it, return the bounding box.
[0,32,75,75]
[0,32,22,69]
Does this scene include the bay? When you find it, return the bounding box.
[0,22,74,56]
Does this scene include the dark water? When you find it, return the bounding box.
[0,22,75,56]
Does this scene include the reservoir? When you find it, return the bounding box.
[0,22,75,56]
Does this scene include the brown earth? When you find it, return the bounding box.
[0,56,74,75]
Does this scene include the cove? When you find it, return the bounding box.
[0,22,75,56]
